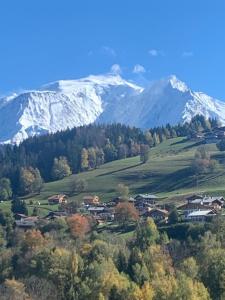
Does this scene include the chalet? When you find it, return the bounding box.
[83,195,100,206]
[143,208,169,222]
[186,210,216,222]
[87,206,114,221]
[191,197,224,210]
[178,202,215,218]
[48,194,67,205]
[14,213,28,220]
[87,206,106,215]
[186,194,204,202]
[15,216,38,228]
[112,196,136,205]
[135,194,158,206]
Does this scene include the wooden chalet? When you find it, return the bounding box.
[83,195,100,205]
[143,208,169,222]
[48,194,68,205]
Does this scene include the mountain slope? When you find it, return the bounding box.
[0,75,142,144]
[101,75,225,128]
[0,74,225,144]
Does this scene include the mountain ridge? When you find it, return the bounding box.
[0,74,224,144]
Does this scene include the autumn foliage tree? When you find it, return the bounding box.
[51,156,72,180]
[70,176,88,195]
[115,202,139,227]
[67,214,90,239]
[23,229,46,251]
[19,167,43,195]
[192,146,216,175]
[117,183,129,200]
[0,279,30,300]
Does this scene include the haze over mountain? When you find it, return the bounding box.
[0,74,225,144]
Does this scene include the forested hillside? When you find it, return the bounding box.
[0,116,219,198]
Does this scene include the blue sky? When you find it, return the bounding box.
[0,0,225,99]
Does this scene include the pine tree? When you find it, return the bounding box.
[0,178,12,201]
[11,197,28,215]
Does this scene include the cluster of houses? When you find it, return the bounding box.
[14,192,225,228]
[190,126,225,144]
[177,194,224,222]
[79,193,225,224]
[79,193,169,225]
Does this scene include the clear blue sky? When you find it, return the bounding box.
[0,0,225,99]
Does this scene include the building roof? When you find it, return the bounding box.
[149,208,169,215]
[191,197,224,205]
[135,194,158,199]
[14,213,27,218]
[83,195,99,200]
[88,206,105,212]
[186,194,203,200]
[178,203,210,210]
[44,211,68,218]
[48,194,66,200]
[187,210,214,217]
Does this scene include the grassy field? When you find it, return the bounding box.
[1,136,225,216]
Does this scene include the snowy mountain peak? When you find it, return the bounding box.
[0,74,225,144]
[42,74,142,93]
[167,75,189,92]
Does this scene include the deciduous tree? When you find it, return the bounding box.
[115,202,139,227]
[52,156,71,180]
[140,144,150,163]
[67,214,90,239]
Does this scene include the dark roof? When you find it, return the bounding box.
[178,203,211,210]
[44,211,69,219]
[144,208,169,217]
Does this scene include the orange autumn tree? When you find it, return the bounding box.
[67,214,90,239]
[115,202,139,227]
[23,229,46,250]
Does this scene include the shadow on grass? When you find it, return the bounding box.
[170,138,189,145]
[97,163,142,177]
[132,166,225,195]
[131,167,195,194]
[183,141,204,150]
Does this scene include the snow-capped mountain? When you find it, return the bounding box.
[111,75,225,129]
[0,74,225,144]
